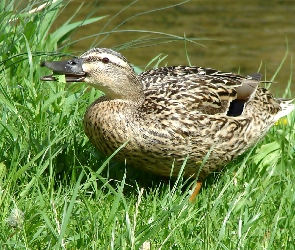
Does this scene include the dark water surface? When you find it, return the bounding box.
[54,0,295,94]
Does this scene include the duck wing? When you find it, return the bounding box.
[140,66,261,117]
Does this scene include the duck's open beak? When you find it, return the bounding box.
[40,58,86,82]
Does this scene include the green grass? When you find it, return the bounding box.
[0,1,295,249]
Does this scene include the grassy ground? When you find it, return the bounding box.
[0,1,295,249]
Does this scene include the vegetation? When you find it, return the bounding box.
[0,1,294,249]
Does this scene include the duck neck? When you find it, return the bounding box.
[97,72,145,106]
[122,74,145,105]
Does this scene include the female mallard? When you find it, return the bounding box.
[41,48,294,200]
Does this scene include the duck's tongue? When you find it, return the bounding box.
[40,58,86,82]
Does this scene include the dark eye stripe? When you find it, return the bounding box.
[83,56,126,69]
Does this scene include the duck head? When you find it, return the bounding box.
[41,48,144,101]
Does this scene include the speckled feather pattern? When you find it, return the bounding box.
[81,54,293,180]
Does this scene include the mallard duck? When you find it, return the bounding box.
[41,48,294,200]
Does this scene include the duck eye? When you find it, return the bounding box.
[102,57,109,64]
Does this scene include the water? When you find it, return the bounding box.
[54,0,295,94]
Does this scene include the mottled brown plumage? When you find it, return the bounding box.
[41,48,294,183]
